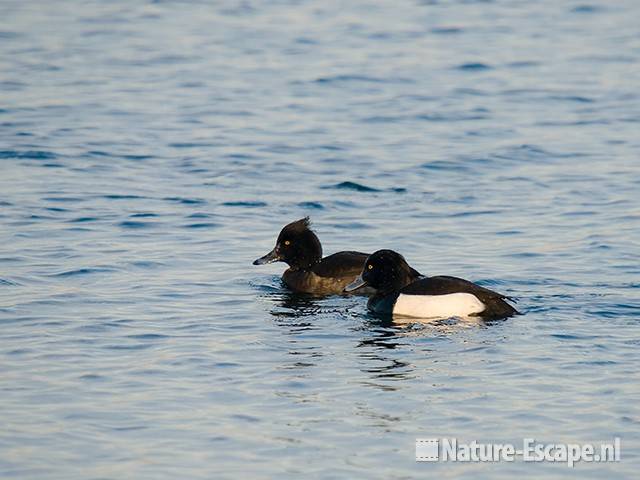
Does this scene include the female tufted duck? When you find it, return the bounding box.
[253,218,419,295]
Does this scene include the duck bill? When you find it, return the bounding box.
[253,247,281,265]
[344,275,368,292]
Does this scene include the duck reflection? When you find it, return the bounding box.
[354,323,414,391]
[268,289,324,318]
[256,284,327,372]
[255,278,506,392]
[353,313,504,391]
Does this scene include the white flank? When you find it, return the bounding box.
[394,293,485,319]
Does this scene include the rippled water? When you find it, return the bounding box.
[1,0,639,478]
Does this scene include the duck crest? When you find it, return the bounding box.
[278,217,322,270]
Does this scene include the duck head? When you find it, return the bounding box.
[253,217,322,270]
[345,249,416,294]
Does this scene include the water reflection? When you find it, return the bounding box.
[355,314,507,391]
[354,402,403,427]
[268,290,324,319]
[354,324,413,391]
[258,283,509,391]
[253,277,325,319]
[257,285,328,373]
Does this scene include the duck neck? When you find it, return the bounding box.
[379,271,416,296]
[290,254,321,271]
[289,233,322,271]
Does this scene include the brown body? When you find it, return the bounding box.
[254,218,420,296]
[282,251,375,295]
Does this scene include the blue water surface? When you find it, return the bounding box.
[1,0,639,478]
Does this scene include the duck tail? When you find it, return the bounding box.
[483,297,520,320]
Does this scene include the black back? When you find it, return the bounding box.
[401,275,518,319]
[313,251,369,278]
[401,275,508,299]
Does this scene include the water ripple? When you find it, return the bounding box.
[324,181,380,192]
[0,150,57,159]
[1,1,638,478]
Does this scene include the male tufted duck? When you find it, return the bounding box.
[345,249,519,320]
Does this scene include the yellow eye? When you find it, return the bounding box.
[368,264,373,270]
[284,240,291,246]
